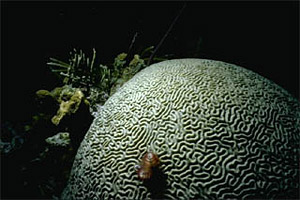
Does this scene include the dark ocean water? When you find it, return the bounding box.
[1,1,299,199]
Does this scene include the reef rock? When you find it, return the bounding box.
[62,59,300,199]
[45,132,71,147]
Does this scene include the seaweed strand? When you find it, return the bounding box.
[147,2,187,65]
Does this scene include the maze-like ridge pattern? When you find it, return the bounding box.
[62,59,300,199]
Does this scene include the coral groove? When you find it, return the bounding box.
[62,59,300,199]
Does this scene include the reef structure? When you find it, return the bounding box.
[62,59,300,199]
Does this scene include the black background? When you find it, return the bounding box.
[2,1,299,124]
[1,1,299,198]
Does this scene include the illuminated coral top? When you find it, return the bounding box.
[62,59,300,199]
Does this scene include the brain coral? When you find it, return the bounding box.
[62,59,300,199]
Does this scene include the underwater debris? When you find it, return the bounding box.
[45,132,71,147]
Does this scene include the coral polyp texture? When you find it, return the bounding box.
[62,59,300,199]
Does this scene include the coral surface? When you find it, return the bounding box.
[62,59,300,199]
